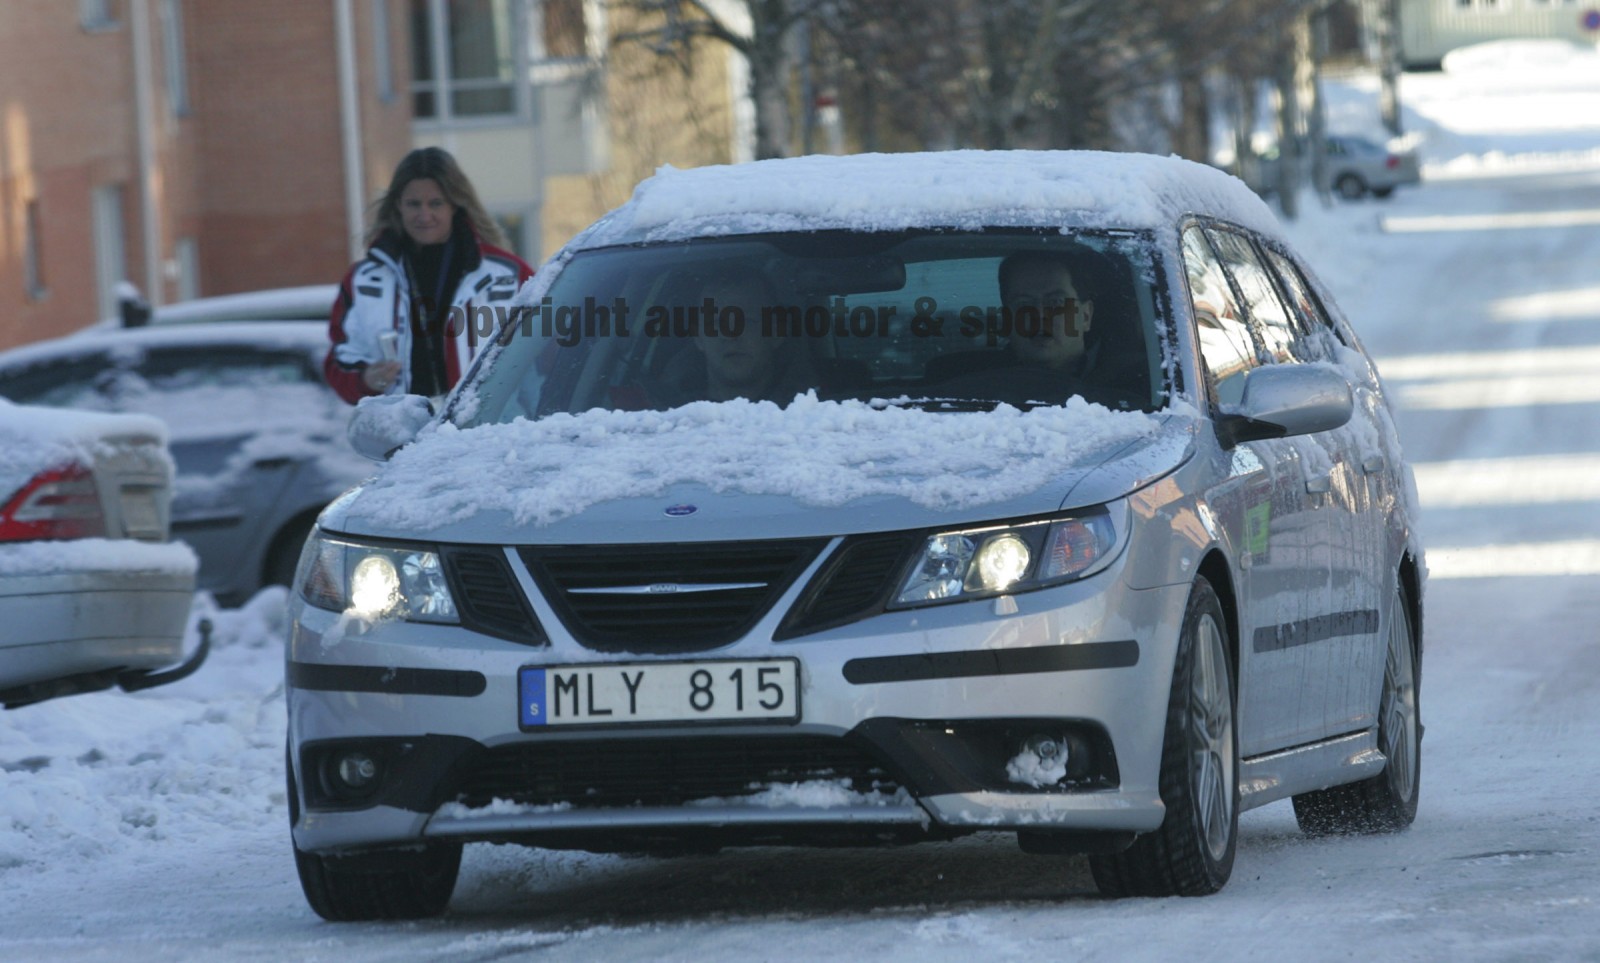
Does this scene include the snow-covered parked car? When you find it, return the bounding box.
[285,150,1424,919]
[0,399,199,708]
[0,321,369,605]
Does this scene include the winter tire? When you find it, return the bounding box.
[1090,577,1237,897]
[287,748,462,920]
[1335,174,1367,200]
[1292,580,1421,836]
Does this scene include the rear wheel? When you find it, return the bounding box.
[1292,581,1421,836]
[287,747,461,920]
[1335,173,1367,200]
[1090,578,1237,897]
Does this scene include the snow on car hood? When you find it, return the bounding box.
[324,397,1197,544]
[0,398,168,500]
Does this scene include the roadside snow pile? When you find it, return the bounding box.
[1408,40,1600,177]
[0,590,288,872]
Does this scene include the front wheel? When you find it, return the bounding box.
[287,749,461,920]
[1292,580,1421,835]
[1090,577,1237,897]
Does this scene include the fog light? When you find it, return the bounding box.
[336,751,379,790]
[1006,733,1070,788]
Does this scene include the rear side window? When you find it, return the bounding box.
[1262,247,1346,362]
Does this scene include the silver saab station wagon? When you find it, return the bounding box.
[286,151,1424,920]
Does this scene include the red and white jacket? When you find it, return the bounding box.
[324,230,533,405]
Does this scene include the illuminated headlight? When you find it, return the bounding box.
[893,504,1127,608]
[296,532,459,623]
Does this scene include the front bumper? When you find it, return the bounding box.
[287,546,1189,855]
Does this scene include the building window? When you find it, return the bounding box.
[80,0,121,31]
[174,237,200,302]
[374,0,396,101]
[24,200,48,301]
[161,0,189,116]
[92,185,129,322]
[411,0,518,120]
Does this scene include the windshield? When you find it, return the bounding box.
[460,229,1169,426]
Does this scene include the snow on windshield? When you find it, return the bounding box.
[357,395,1166,530]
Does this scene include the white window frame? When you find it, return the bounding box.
[161,0,190,116]
[92,184,129,321]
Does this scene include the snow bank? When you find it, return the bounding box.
[0,589,288,872]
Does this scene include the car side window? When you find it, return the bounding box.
[1262,247,1347,362]
[1181,226,1257,406]
[0,354,118,409]
[1204,229,1299,364]
[137,346,316,390]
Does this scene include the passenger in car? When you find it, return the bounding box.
[930,250,1115,407]
[649,272,817,407]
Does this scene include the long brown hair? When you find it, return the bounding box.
[366,146,506,248]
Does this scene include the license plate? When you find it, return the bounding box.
[519,659,800,728]
[119,487,163,539]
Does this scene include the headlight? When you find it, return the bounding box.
[892,504,1127,608]
[296,532,459,623]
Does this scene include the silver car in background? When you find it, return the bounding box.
[0,320,368,605]
[286,151,1424,919]
[0,400,198,708]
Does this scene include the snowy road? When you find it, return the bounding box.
[5,49,1600,961]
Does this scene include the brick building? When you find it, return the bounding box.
[1,0,743,354]
[0,0,411,351]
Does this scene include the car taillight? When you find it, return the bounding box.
[1385,154,1400,170]
[0,464,106,541]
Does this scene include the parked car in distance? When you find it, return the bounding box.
[1251,134,1422,200]
[87,284,340,331]
[0,399,200,708]
[0,320,369,606]
[287,150,1424,919]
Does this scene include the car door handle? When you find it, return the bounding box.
[252,457,293,470]
[1305,475,1332,494]
[1361,454,1385,475]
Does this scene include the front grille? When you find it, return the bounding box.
[443,548,546,645]
[520,539,826,652]
[776,532,917,639]
[453,735,900,810]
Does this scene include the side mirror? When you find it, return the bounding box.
[347,394,434,461]
[1217,364,1352,447]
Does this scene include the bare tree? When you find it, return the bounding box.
[612,0,825,159]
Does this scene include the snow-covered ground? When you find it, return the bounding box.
[4,39,1600,960]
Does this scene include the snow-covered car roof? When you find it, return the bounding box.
[0,397,167,499]
[576,150,1284,249]
[87,285,337,331]
[0,320,331,367]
